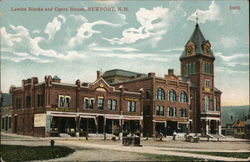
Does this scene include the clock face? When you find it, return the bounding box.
[205,46,210,55]
[186,46,193,55]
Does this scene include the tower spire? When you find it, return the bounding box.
[196,11,199,25]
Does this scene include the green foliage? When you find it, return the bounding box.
[1,145,74,162]
[177,151,250,159]
[142,153,211,161]
[222,105,249,127]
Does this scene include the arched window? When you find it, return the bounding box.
[146,90,151,99]
[180,91,187,103]
[168,90,176,102]
[156,88,165,100]
[156,106,164,116]
[168,107,174,117]
[214,97,217,111]
[205,96,209,111]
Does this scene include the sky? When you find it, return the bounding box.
[0,0,249,106]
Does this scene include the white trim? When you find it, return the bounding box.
[50,113,77,118]
[91,77,111,88]
[123,91,141,95]
[34,82,45,86]
[52,82,77,87]
[153,120,166,123]
[200,117,220,120]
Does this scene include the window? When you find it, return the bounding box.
[186,62,196,75]
[168,107,174,117]
[8,117,11,129]
[16,98,22,109]
[180,109,187,117]
[156,106,164,116]
[192,62,196,74]
[112,100,117,110]
[146,90,151,99]
[205,96,209,111]
[214,97,217,111]
[168,90,176,102]
[205,80,210,88]
[37,94,44,107]
[144,105,150,116]
[156,88,165,100]
[1,118,4,129]
[97,98,104,110]
[59,96,64,107]
[58,95,71,108]
[108,99,117,111]
[127,101,136,112]
[180,92,187,103]
[26,96,31,108]
[65,97,71,107]
[204,62,211,74]
[174,107,177,117]
[84,98,94,109]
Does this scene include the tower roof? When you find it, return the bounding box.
[52,75,61,80]
[180,23,215,59]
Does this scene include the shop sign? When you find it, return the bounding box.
[34,113,46,127]
[50,107,76,112]
[124,97,139,102]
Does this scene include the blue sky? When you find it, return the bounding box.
[0,0,249,106]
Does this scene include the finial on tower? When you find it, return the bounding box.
[195,11,199,26]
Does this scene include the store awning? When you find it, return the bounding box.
[105,116,122,120]
[79,115,96,119]
[123,116,143,120]
[51,113,77,118]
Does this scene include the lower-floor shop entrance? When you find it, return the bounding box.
[48,113,143,137]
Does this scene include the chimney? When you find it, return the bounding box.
[31,77,38,85]
[148,72,155,78]
[97,71,101,79]
[22,79,28,87]
[168,69,174,76]
[136,74,142,78]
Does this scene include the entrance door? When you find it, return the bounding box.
[14,116,17,132]
[210,120,217,134]
[166,121,177,135]
[98,116,104,134]
[155,122,165,136]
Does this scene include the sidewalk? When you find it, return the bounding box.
[57,140,250,161]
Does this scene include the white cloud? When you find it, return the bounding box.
[91,46,138,52]
[160,47,184,53]
[220,36,239,49]
[215,52,248,62]
[68,20,120,48]
[1,27,14,47]
[32,29,40,34]
[98,52,153,59]
[1,24,87,63]
[44,15,66,41]
[93,0,118,4]
[104,6,179,46]
[188,1,220,24]
[69,15,87,22]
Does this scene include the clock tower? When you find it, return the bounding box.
[180,23,222,135]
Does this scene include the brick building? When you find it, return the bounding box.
[103,23,222,137]
[10,74,143,137]
[10,23,222,138]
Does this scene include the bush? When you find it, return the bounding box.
[1,145,74,162]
